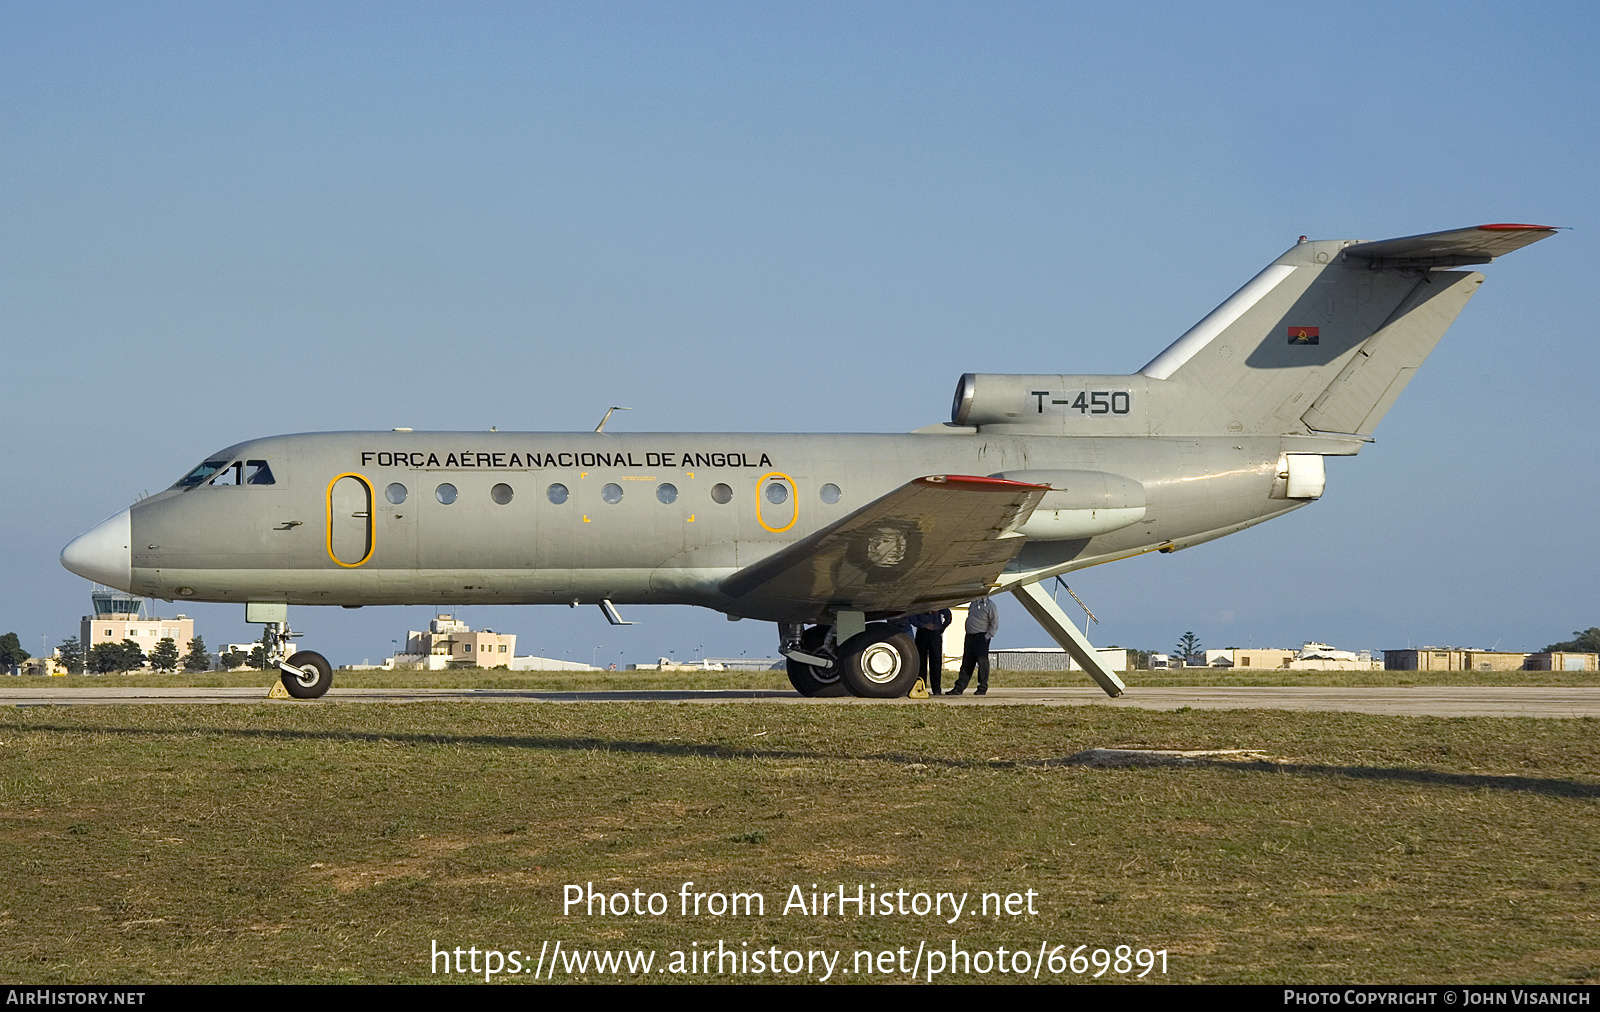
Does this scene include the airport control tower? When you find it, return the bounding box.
[81,590,195,661]
[90,590,144,621]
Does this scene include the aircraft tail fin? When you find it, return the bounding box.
[1138,224,1557,436]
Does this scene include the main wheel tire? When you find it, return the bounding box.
[837,625,920,698]
[280,650,333,699]
[785,626,849,697]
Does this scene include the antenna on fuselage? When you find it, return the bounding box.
[594,407,631,433]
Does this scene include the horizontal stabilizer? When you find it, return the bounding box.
[720,475,1047,619]
[1343,223,1560,268]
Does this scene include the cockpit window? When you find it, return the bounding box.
[173,459,229,489]
[210,461,244,486]
[172,458,276,489]
[245,460,275,485]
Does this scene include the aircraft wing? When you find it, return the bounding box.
[1342,223,1559,268]
[719,475,1048,618]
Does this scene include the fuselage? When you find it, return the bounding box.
[68,427,1340,623]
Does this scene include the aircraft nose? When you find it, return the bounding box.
[61,508,133,591]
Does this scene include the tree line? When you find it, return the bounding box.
[55,635,215,674]
[1546,628,1600,653]
[1,633,222,674]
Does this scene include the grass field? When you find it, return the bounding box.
[0,701,1596,983]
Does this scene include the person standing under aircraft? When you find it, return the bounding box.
[950,597,999,696]
[911,608,952,695]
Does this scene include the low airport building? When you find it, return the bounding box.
[990,647,1130,672]
[1526,651,1599,672]
[706,657,786,671]
[1387,648,1485,671]
[629,658,728,671]
[1173,643,1380,671]
[1283,642,1381,671]
[399,614,516,668]
[1228,648,1296,669]
[1382,648,1597,671]
[505,655,600,671]
[384,652,597,671]
[384,614,596,670]
[1460,650,1535,671]
[1384,648,1526,671]
[19,652,66,677]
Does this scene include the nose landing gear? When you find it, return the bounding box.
[278,650,333,699]
[255,613,334,700]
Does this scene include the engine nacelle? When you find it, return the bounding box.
[995,469,1147,541]
[951,373,1156,433]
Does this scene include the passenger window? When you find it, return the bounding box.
[602,483,623,504]
[656,483,678,504]
[210,462,243,486]
[710,483,732,504]
[491,483,514,505]
[820,483,842,504]
[385,483,408,505]
[765,482,789,504]
[547,484,569,504]
[245,460,275,485]
[436,484,458,505]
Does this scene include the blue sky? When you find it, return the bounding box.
[3,2,1595,666]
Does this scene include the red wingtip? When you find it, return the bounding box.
[920,474,1050,490]
[1478,223,1558,231]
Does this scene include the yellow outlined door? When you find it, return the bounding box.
[756,471,797,533]
[327,474,375,567]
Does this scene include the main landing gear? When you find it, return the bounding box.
[781,625,850,697]
[780,619,920,699]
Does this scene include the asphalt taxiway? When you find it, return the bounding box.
[2,685,1598,718]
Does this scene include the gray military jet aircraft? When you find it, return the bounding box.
[61,223,1556,700]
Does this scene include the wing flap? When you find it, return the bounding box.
[1343,223,1559,268]
[719,475,1048,618]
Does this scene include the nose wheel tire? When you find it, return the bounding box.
[279,650,333,699]
[837,626,920,698]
